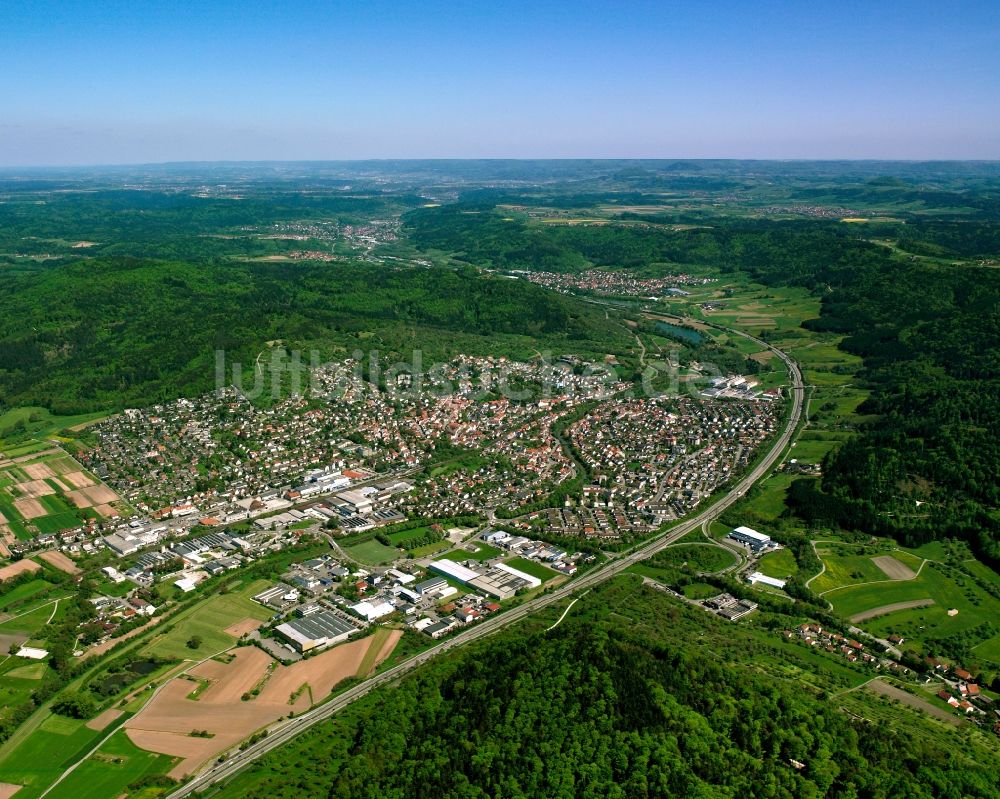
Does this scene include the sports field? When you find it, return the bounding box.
[342,538,399,565]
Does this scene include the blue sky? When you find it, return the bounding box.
[1,0,998,164]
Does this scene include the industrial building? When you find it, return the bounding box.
[275,609,359,653]
[728,526,773,553]
[747,571,786,589]
[429,559,540,601]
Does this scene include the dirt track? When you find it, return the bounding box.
[865,680,960,725]
[850,599,934,623]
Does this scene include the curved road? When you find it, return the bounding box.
[167,327,804,799]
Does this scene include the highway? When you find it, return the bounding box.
[167,328,804,798]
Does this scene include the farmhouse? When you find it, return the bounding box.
[275,609,359,653]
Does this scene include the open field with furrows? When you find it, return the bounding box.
[124,630,401,780]
[0,450,124,540]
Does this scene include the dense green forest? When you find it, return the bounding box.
[0,259,630,413]
[215,578,1000,799]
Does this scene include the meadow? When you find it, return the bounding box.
[44,729,177,799]
[827,561,1000,660]
[756,548,798,580]
[140,579,272,660]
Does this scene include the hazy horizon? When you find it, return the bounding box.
[3,0,998,166]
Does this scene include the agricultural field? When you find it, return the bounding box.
[122,630,401,780]
[809,541,924,595]
[828,561,1000,660]
[0,407,108,455]
[0,713,105,798]
[44,729,177,799]
[0,449,126,542]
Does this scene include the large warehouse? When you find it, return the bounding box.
[275,610,359,653]
[429,559,541,600]
[728,526,772,553]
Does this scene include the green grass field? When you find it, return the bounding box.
[828,562,1000,659]
[680,582,719,600]
[0,494,31,539]
[503,557,558,583]
[0,578,58,611]
[387,525,437,545]
[0,659,51,727]
[0,599,63,637]
[0,407,108,454]
[740,473,794,521]
[140,579,272,660]
[757,548,798,579]
[342,539,399,565]
[407,540,450,558]
[437,542,502,562]
[45,729,177,799]
[810,548,899,594]
[0,713,105,798]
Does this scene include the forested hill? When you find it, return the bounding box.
[0,260,629,414]
[215,578,1000,799]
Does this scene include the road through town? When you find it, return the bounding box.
[167,326,804,798]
